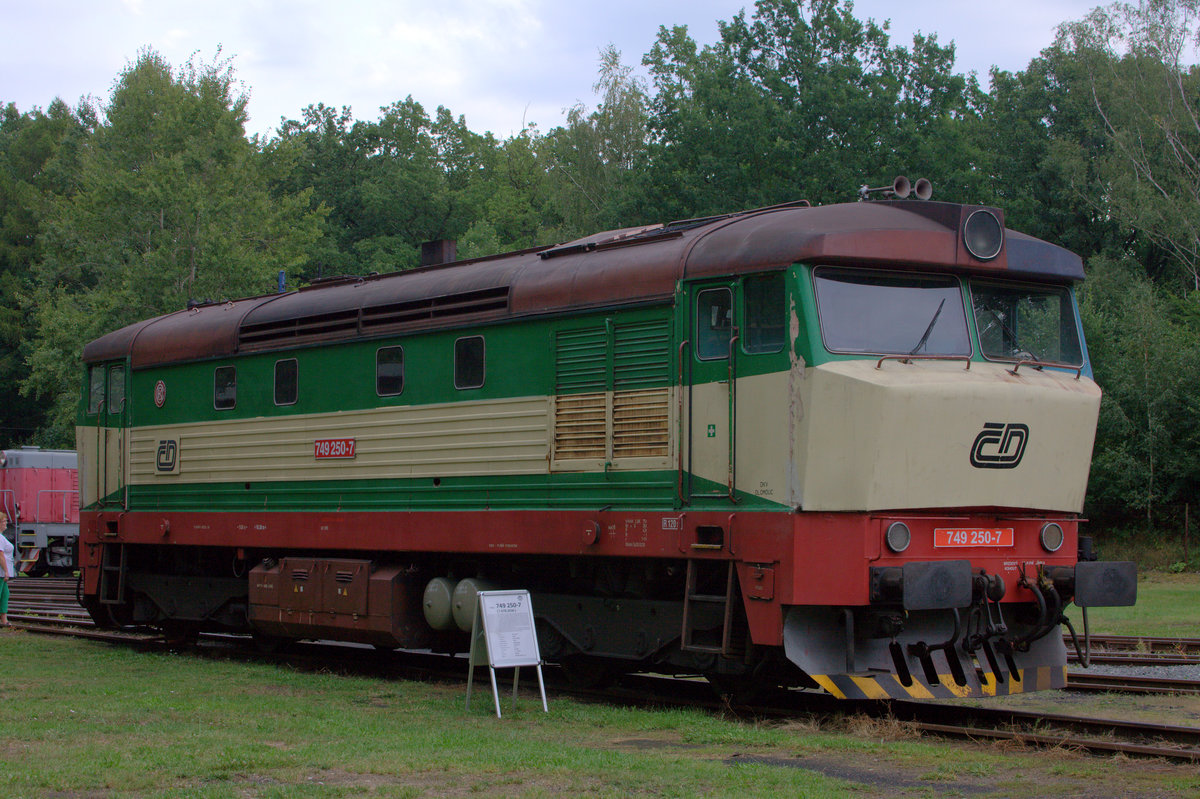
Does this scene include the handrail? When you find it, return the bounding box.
[36,489,80,523]
[875,354,972,370]
[1007,359,1085,379]
[1007,359,1045,376]
[0,489,14,525]
[677,340,689,503]
[727,329,740,503]
[96,397,106,506]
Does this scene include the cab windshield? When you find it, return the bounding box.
[970,281,1083,366]
[813,267,971,356]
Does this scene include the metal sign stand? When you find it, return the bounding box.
[465,589,548,718]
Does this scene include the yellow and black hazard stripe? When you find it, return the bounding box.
[811,665,1068,700]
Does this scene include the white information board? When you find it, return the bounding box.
[465,589,548,717]
[480,590,541,667]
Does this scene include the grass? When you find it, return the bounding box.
[1081,570,1200,637]
[2,574,1199,797]
[0,635,880,798]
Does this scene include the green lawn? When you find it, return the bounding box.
[1082,571,1200,638]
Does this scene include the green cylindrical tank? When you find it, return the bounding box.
[452,577,496,631]
[422,576,457,631]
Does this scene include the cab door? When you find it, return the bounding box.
[87,361,128,509]
[685,282,738,502]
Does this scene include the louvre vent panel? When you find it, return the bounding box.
[613,388,671,457]
[239,311,360,349]
[554,327,608,393]
[553,317,672,465]
[613,320,671,390]
[238,287,510,351]
[361,287,510,332]
[553,393,607,459]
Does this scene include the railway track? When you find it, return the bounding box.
[1068,633,1200,666]
[1066,671,1200,695]
[8,578,1200,762]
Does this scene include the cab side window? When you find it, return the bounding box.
[696,288,733,360]
[88,366,105,414]
[106,365,126,413]
[743,274,785,354]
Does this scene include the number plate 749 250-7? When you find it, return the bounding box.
[934,528,1014,547]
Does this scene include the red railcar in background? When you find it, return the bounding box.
[0,447,79,574]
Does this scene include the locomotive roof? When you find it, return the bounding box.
[84,200,1085,368]
[0,447,78,470]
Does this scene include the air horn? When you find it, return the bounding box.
[858,175,933,201]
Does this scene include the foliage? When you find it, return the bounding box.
[23,49,323,443]
[543,45,652,234]
[0,99,94,444]
[1054,0,1200,289]
[635,0,977,219]
[1080,254,1200,525]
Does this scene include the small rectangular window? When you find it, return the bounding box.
[696,288,733,360]
[107,365,126,413]
[743,274,785,354]
[88,367,105,414]
[274,359,298,406]
[454,336,485,389]
[377,346,404,396]
[214,366,236,410]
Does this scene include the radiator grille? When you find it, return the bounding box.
[553,392,607,459]
[612,387,670,458]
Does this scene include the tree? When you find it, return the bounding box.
[0,99,94,444]
[1081,254,1200,527]
[634,0,978,220]
[1054,0,1200,289]
[25,50,324,443]
[544,45,651,234]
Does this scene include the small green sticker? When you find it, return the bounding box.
[707,424,716,438]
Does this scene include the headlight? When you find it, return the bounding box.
[885,522,912,553]
[1040,522,1065,553]
[964,209,1003,260]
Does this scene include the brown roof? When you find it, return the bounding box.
[83,200,1084,368]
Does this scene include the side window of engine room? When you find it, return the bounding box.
[376,346,404,396]
[214,366,236,410]
[454,336,485,389]
[274,358,298,406]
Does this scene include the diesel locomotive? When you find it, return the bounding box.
[76,186,1136,699]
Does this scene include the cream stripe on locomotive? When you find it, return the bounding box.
[103,389,677,488]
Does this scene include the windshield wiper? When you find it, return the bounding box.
[985,309,1039,361]
[909,299,946,355]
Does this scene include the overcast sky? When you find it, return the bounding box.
[3,0,1100,139]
